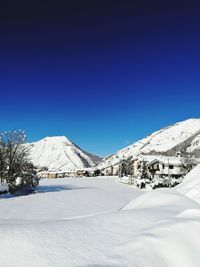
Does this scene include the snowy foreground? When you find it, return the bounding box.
[1,171,200,267]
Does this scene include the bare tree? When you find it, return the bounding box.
[0,130,38,193]
[0,133,7,183]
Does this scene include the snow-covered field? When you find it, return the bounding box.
[0,177,141,221]
[0,172,200,267]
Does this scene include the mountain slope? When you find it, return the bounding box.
[99,118,200,168]
[28,136,101,171]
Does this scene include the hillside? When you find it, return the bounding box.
[99,118,200,168]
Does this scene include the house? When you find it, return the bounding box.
[146,157,183,178]
[146,156,200,179]
[101,165,113,175]
[118,154,200,179]
[37,170,77,179]
[37,167,97,179]
[101,163,119,176]
[128,155,159,177]
[112,155,161,177]
[76,168,95,177]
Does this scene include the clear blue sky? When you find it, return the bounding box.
[1,0,200,157]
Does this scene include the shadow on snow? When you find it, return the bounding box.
[0,185,94,199]
[36,184,94,193]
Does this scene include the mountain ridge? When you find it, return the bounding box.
[98,118,200,169]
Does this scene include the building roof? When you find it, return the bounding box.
[146,156,200,167]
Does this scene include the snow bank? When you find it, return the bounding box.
[119,166,200,267]
[115,215,200,267]
[176,164,200,204]
[1,205,200,267]
[1,177,200,266]
[123,188,199,211]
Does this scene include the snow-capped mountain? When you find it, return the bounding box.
[98,118,200,169]
[28,136,102,171]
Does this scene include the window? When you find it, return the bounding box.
[162,164,165,169]
[169,165,174,169]
[153,163,160,170]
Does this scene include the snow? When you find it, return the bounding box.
[0,177,141,221]
[0,183,8,193]
[187,133,200,153]
[16,177,22,186]
[146,155,184,165]
[124,187,199,211]
[0,171,200,266]
[99,118,200,168]
[27,136,101,171]
[176,163,200,204]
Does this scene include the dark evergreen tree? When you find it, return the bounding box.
[140,161,152,188]
[93,169,101,177]
[119,160,133,177]
[83,170,90,177]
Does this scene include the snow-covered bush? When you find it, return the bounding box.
[8,175,39,194]
[0,182,8,195]
[8,162,39,194]
[132,174,184,190]
[93,169,101,176]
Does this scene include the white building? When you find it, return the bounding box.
[146,157,183,178]
[37,170,78,179]
[101,163,119,176]
[118,154,200,179]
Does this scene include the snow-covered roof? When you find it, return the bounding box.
[145,156,200,166]
[146,157,183,166]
